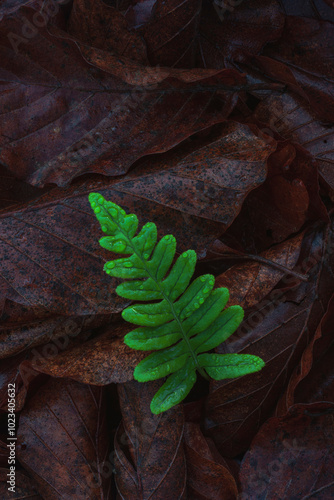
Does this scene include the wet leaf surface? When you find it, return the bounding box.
[0,1,333,498]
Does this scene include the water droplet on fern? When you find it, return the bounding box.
[106,262,115,269]
[115,241,126,251]
[102,225,108,232]
[94,207,101,214]
[124,261,133,268]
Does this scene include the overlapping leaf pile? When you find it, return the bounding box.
[0,0,333,498]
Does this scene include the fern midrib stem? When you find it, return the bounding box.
[116,223,210,381]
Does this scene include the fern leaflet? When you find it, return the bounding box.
[89,193,265,414]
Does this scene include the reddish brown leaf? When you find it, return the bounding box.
[138,0,202,67]
[114,121,275,229]
[198,0,284,68]
[227,143,327,253]
[204,220,334,456]
[254,91,334,192]
[0,186,128,316]
[0,299,108,358]
[277,293,334,414]
[68,0,148,62]
[239,403,334,499]
[255,16,334,122]
[17,379,112,499]
[184,422,238,500]
[0,7,244,187]
[0,467,42,499]
[115,380,186,498]
[29,322,147,384]
[215,232,304,309]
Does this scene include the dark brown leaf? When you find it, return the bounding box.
[115,380,186,498]
[0,186,127,315]
[215,232,304,309]
[226,143,328,253]
[254,91,334,192]
[277,293,334,413]
[29,322,147,384]
[0,467,42,499]
[184,422,238,500]
[68,0,148,62]
[0,7,244,187]
[239,403,334,499]
[255,16,334,122]
[17,379,112,499]
[138,0,202,67]
[198,0,284,69]
[204,219,334,456]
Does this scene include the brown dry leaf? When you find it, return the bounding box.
[138,0,202,67]
[204,219,334,456]
[0,305,108,359]
[115,380,186,498]
[226,143,327,253]
[17,379,112,499]
[239,403,334,499]
[0,186,128,316]
[68,0,148,62]
[116,121,275,228]
[29,322,147,384]
[0,467,42,499]
[255,16,334,123]
[184,422,238,500]
[254,91,334,192]
[198,0,284,68]
[0,7,244,187]
[215,232,304,309]
[277,293,334,414]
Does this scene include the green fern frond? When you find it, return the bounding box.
[89,193,265,414]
